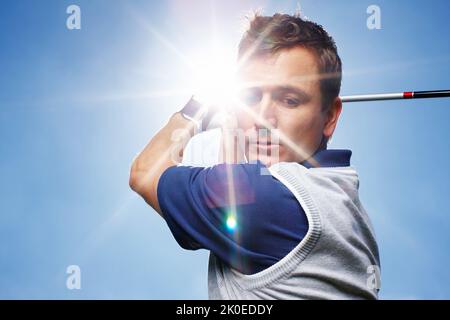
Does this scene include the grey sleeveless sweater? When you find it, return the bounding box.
[208,161,381,299]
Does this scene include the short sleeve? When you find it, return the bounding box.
[157,161,308,274]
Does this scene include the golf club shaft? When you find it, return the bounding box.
[340,90,450,102]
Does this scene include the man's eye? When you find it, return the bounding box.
[282,97,300,107]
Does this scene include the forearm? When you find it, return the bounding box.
[129,112,196,214]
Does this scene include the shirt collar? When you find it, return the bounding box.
[300,148,352,168]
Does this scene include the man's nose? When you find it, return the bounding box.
[255,94,277,129]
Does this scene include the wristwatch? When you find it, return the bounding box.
[179,96,213,132]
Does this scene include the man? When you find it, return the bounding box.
[129,13,380,299]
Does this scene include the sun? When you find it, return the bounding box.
[189,46,242,112]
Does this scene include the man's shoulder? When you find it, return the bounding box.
[268,158,360,197]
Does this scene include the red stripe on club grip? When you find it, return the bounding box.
[403,92,414,99]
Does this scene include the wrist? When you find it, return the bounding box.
[178,112,202,133]
[179,96,212,132]
[171,112,199,136]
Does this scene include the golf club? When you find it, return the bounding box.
[340,89,450,102]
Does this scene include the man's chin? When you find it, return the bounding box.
[246,153,283,167]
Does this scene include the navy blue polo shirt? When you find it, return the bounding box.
[157,149,352,275]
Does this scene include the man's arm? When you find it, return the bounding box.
[153,161,309,274]
[130,112,309,274]
[129,112,196,215]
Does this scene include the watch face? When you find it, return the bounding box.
[181,96,205,118]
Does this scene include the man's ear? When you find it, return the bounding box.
[323,97,342,140]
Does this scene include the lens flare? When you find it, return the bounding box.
[189,47,242,113]
[226,213,237,231]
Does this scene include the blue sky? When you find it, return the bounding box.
[1,0,450,299]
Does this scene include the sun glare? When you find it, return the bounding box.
[189,47,242,112]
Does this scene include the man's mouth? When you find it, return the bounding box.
[245,129,282,151]
[251,141,281,152]
[255,141,278,147]
[246,136,280,146]
[255,136,280,146]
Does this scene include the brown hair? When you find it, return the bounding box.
[238,13,342,110]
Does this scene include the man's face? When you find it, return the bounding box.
[235,46,340,166]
